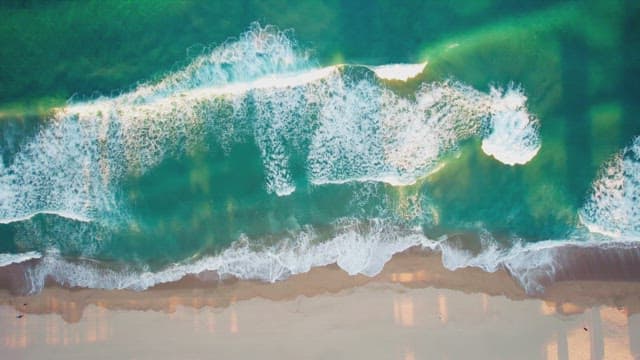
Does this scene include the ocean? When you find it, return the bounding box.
[0,0,639,294]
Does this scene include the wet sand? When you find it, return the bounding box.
[1,250,639,359]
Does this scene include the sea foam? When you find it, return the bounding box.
[480,86,541,165]
[580,136,640,238]
[0,251,42,268]
[21,219,638,295]
[371,63,426,81]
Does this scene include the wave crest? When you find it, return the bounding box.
[0,251,42,268]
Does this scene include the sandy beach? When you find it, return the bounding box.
[1,250,639,359]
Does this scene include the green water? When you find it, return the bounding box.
[0,0,639,292]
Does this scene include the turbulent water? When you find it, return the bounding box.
[0,23,638,294]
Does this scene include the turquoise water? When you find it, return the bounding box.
[0,1,639,293]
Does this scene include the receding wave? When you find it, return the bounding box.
[580,136,640,238]
[18,220,640,295]
[0,251,42,268]
[23,219,424,293]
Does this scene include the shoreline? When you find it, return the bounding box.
[2,248,640,359]
[2,248,639,323]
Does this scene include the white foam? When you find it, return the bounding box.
[54,71,539,199]
[481,86,541,165]
[0,211,91,225]
[370,62,426,81]
[122,22,309,103]
[0,251,42,267]
[438,234,558,294]
[1,24,311,220]
[307,79,526,186]
[21,220,640,295]
[580,136,640,238]
[0,117,122,224]
[24,219,430,293]
[438,229,640,293]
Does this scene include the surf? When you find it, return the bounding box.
[0,24,542,227]
[580,136,640,238]
[16,220,640,295]
[0,23,557,297]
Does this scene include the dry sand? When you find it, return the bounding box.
[0,250,639,359]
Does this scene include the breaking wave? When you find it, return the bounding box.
[0,24,541,224]
[0,23,562,297]
[580,136,640,238]
[20,218,637,295]
[23,219,423,293]
[480,86,541,165]
[370,63,426,81]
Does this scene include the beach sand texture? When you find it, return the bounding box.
[1,251,639,359]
